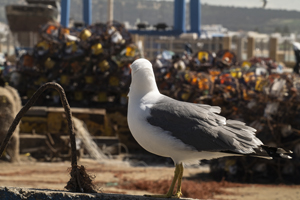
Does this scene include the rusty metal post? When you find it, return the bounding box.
[0,82,96,193]
[0,83,77,167]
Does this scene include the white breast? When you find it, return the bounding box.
[127,92,196,162]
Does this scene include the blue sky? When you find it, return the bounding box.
[200,0,300,11]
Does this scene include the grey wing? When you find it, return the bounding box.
[147,96,262,154]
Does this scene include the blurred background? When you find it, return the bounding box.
[0,0,300,199]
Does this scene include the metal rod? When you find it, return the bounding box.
[0,82,77,166]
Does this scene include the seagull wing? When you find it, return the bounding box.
[146,95,261,154]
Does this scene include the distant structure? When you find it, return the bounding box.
[6,0,60,32]
[60,0,92,27]
[60,0,202,36]
[6,0,60,47]
[130,0,202,36]
[200,24,227,38]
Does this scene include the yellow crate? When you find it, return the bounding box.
[47,112,68,134]
[19,116,48,133]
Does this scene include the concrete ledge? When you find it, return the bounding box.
[0,187,198,200]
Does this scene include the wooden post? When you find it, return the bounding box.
[222,36,232,50]
[149,36,153,59]
[247,37,255,59]
[169,37,173,52]
[207,38,212,52]
[108,0,114,23]
[237,37,244,61]
[14,33,18,47]
[269,37,278,61]
[6,32,10,54]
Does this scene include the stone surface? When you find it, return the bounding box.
[0,187,198,200]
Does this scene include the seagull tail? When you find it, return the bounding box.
[254,145,293,159]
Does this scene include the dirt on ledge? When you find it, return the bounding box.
[0,158,299,200]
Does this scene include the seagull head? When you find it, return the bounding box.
[130,58,153,75]
[129,58,159,97]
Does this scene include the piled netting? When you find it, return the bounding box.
[73,117,107,161]
[11,21,140,107]
[152,50,300,183]
[0,86,21,162]
[7,29,300,182]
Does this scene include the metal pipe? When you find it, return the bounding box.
[190,0,201,36]
[83,0,92,26]
[60,0,70,27]
[173,0,186,34]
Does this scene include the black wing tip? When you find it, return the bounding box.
[261,145,293,159]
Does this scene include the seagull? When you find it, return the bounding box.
[127,58,292,198]
[262,0,268,8]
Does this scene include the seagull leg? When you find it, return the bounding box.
[145,163,180,198]
[174,163,183,198]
